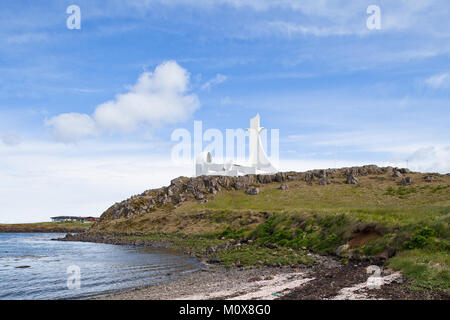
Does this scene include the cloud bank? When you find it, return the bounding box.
[46,61,200,142]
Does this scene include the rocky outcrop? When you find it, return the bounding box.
[318,170,331,185]
[60,232,173,248]
[302,169,329,184]
[97,165,418,222]
[245,187,260,195]
[393,170,403,178]
[345,169,359,185]
[100,174,276,221]
[335,244,350,256]
[400,177,413,186]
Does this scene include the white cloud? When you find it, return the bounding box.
[263,21,358,37]
[126,0,363,15]
[125,0,450,37]
[94,61,199,132]
[425,73,450,89]
[405,146,450,173]
[46,61,200,142]
[201,73,227,90]
[45,113,98,143]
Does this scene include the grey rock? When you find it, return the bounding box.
[275,172,286,182]
[303,172,314,184]
[346,174,358,185]
[393,170,403,178]
[257,174,275,184]
[195,193,205,200]
[384,166,394,175]
[400,177,413,186]
[336,244,350,256]
[208,256,222,264]
[234,175,256,190]
[319,170,331,185]
[345,169,359,185]
[245,187,260,195]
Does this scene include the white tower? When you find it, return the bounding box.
[247,114,277,173]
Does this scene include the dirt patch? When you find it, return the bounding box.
[349,229,382,248]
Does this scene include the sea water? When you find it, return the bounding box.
[0,233,200,300]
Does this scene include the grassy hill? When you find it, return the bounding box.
[87,166,449,292]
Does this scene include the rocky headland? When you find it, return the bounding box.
[59,165,449,299]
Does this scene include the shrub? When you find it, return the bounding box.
[219,227,246,239]
[403,227,436,249]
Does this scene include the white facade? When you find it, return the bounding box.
[195,114,278,177]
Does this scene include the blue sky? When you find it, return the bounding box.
[1,0,449,222]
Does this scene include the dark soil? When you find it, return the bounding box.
[280,262,371,300]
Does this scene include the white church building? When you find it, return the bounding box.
[195,114,278,177]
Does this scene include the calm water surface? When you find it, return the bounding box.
[0,233,200,300]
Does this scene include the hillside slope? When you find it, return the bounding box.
[83,165,449,292]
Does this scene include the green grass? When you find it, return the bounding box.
[248,213,350,255]
[121,233,227,255]
[118,232,315,268]
[0,222,92,233]
[389,250,450,292]
[195,182,450,212]
[216,244,313,268]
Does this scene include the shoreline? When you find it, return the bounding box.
[59,232,176,249]
[96,259,448,300]
[58,233,448,300]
